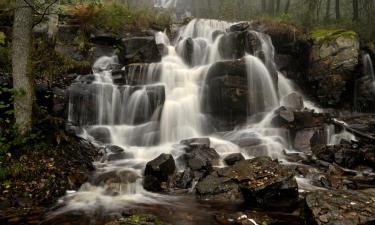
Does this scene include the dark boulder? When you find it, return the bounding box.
[303,190,375,225]
[203,59,248,131]
[224,153,245,166]
[180,139,220,171]
[195,157,298,207]
[218,157,298,207]
[89,32,120,46]
[308,30,360,107]
[176,37,194,66]
[228,22,250,32]
[119,36,161,65]
[312,144,364,169]
[144,153,176,182]
[195,172,243,202]
[143,175,162,192]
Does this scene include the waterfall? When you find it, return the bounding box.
[244,55,279,115]
[363,53,375,82]
[60,18,324,212]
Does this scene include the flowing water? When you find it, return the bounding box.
[49,19,339,223]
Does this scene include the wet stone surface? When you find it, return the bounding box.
[303,190,375,225]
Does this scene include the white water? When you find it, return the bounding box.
[363,53,375,90]
[60,19,337,214]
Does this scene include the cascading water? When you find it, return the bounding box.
[363,53,375,84]
[55,19,327,218]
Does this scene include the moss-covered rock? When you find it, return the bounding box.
[308,29,360,107]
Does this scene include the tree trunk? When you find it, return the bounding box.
[262,0,267,13]
[12,0,34,135]
[268,0,275,15]
[325,0,331,21]
[353,0,359,22]
[285,0,291,14]
[276,0,281,13]
[335,0,341,20]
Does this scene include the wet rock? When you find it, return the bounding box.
[174,168,194,189]
[105,148,133,161]
[195,172,243,202]
[219,157,298,207]
[195,157,298,206]
[271,106,295,126]
[176,37,194,65]
[180,140,220,171]
[303,190,375,225]
[180,138,210,147]
[143,175,162,192]
[229,22,250,32]
[144,153,176,182]
[119,36,162,65]
[281,92,304,110]
[203,59,248,130]
[312,144,365,169]
[308,30,360,107]
[88,127,112,144]
[224,153,245,166]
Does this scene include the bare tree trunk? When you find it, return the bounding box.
[12,0,34,135]
[262,0,267,13]
[268,0,275,15]
[285,0,291,14]
[353,0,359,21]
[325,0,331,21]
[276,0,281,13]
[335,0,341,20]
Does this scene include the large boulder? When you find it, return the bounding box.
[180,138,220,171]
[202,59,248,131]
[308,29,360,107]
[312,144,365,169]
[118,36,162,65]
[144,153,176,182]
[303,190,375,225]
[195,157,298,207]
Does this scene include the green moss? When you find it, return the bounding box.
[0,32,5,45]
[310,29,358,43]
[65,3,172,34]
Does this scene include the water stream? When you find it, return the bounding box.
[50,19,340,223]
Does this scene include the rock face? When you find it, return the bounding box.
[144,153,176,182]
[303,190,375,225]
[195,157,298,206]
[203,59,248,130]
[271,106,331,152]
[180,138,220,171]
[312,144,371,169]
[143,153,176,192]
[309,30,360,107]
[119,36,162,65]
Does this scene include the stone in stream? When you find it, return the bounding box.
[281,92,304,110]
[302,190,375,225]
[224,153,245,166]
[180,138,220,171]
[144,153,176,182]
[195,157,298,206]
[312,144,365,169]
